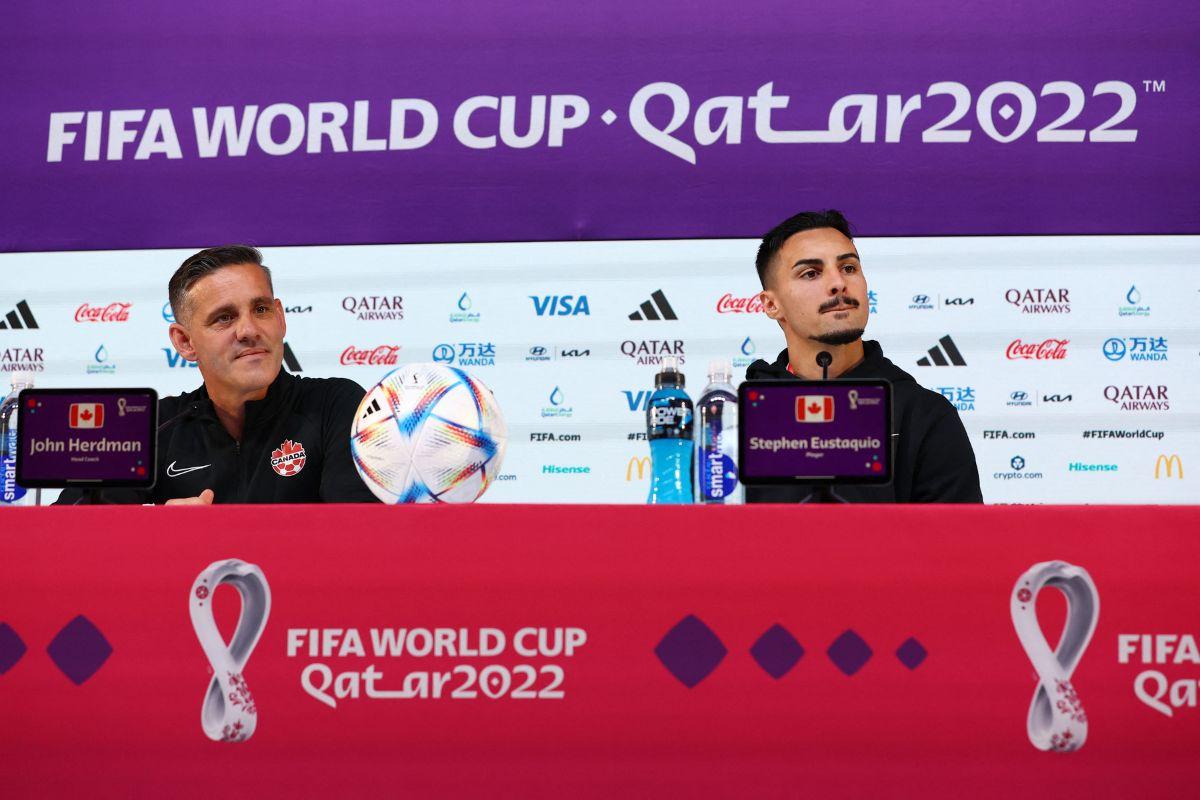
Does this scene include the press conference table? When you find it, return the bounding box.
[2,504,1198,799]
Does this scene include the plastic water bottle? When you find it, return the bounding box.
[1,372,35,507]
[696,359,741,504]
[646,356,694,504]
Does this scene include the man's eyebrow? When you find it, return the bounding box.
[790,252,860,269]
[205,302,237,322]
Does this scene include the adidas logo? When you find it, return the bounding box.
[283,342,302,372]
[916,335,967,366]
[0,300,39,330]
[361,397,382,418]
[628,290,678,321]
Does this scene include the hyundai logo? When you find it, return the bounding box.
[529,346,547,357]
[912,294,930,305]
[1010,391,1028,401]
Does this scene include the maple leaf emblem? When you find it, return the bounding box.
[270,439,307,476]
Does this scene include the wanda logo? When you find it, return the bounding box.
[1006,339,1069,360]
[340,345,401,366]
[716,293,764,314]
[74,302,131,322]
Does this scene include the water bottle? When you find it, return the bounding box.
[1,372,35,507]
[696,359,741,504]
[646,356,694,504]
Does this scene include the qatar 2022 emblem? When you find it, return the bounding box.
[189,559,271,743]
[1010,560,1099,752]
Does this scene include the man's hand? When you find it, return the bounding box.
[165,489,215,506]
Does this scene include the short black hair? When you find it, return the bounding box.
[755,210,854,288]
[168,245,272,323]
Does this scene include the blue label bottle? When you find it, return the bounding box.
[646,356,694,504]
[696,359,741,504]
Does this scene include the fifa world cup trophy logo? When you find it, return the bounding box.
[1010,560,1099,752]
[189,559,271,743]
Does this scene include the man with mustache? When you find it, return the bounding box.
[57,245,377,504]
[745,210,982,502]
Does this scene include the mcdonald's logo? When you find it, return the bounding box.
[1154,454,1183,479]
[626,456,651,481]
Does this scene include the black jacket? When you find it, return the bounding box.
[744,340,983,503]
[56,370,379,504]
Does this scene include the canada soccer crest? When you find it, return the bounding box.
[270,439,306,477]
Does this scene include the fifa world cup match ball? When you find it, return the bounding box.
[351,363,508,503]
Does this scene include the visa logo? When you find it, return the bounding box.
[623,390,651,412]
[530,295,590,316]
[163,348,199,368]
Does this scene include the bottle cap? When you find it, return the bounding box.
[655,356,685,388]
[707,359,733,384]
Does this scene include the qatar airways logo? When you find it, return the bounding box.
[1006,339,1068,360]
[340,345,401,366]
[1005,289,1070,314]
[75,302,131,323]
[716,293,764,314]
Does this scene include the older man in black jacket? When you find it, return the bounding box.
[57,245,377,505]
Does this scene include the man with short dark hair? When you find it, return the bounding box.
[58,245,377,504]
[745,210,982,503]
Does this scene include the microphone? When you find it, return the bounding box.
[158,401,203,433]
[815,351,833,381]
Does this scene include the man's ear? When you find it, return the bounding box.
[168,322,197,362]
[275,298,287,339]
[760,288,783,321]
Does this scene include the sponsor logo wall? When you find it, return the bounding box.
[0,235,1196,504]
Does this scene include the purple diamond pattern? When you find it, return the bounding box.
[896,637,928,670]
[655,615,727,688]
[750,624,805,679]
[46,615,112,685]
[827,629,873,676]
[0,623,26,675]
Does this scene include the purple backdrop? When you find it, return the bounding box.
[2,0,1198,251]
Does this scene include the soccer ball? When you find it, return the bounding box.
[351,363,507,503]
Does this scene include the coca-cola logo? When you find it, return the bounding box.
[340,345,401,366]
[1005,338,1069,360]
[716,293,764,314]
[75,302,131,323]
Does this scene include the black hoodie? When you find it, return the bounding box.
[743,340,982,503]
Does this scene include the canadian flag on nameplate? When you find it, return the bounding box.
[795,395,834,423]
[69,403,105,429]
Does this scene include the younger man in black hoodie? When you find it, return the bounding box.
[745,210,982,503]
